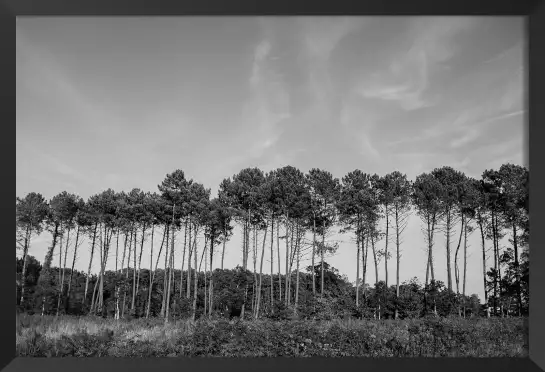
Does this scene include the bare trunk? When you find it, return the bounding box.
[395,207,401,320]
[285,214,289,304]
[463,218,468,315]
[277,222,282,302]
[148,225,167,318]
[66,225,81,305]
[455,215,464,295]
[321,217,325,298]
[135,224,147,312]
[180,221,188,299]
[145,224,155,318]
[312,214,316,296]
[164,222,175,323]
[355,218,360,307]
[445,211,453,292]
[209,233,214,317]
[186,222,193,299]
[83,223,98,307]
[55,226,65,316]
[270,217,274,313]
[192,225,198,321]
[255,221,268,319]
[384,206,389,287]
[512,222,523,316]
[478,216,488,307]
[122,227,134,318]
[19,226,31,306]
[294,221,301,315]
[160,225,170,317]
[130,226,138,312]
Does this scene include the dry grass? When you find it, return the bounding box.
[16,314,528,357]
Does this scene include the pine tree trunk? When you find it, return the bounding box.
[277,222,282,303]
[321,217,325,299]
[145,224,155,318]
[513,223,523,316]
[56,227,65,316]
[148,225,167,318]
[131,226,138,312]
[356,218,360,307]
[294,221,300,315]
[180,221,187,299]
[135,224,147,313]
[312,214,316,297]
[384,206,389,287]
[463,219,468,316]
[66,225,81,309]
[395,207,401,320]
[83,223,98,307]
[255,221,268,319]
[455,215,464,295]
[192,226,198,321]
[19,226,31,306]
[478,216,488,307]
[221,224,226,270]
[209,233,214,317]
[161,225,170,317]
[270,217,274,313]
[186,222,193,299]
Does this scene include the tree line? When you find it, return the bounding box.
[16,163,529,320]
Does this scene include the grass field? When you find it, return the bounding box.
[16,314,528,357]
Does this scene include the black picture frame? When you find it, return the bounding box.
[4,0,544,371]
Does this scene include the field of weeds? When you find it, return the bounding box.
[16,314,528,357]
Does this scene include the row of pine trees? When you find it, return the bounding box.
[16,163,529,320]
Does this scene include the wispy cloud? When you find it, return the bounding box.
[358,17,477,111]
[449,110,524,148]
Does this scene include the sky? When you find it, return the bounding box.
[16,16,526,301]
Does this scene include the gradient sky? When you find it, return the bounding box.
[16,16,526,301]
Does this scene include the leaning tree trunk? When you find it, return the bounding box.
[135,224,147,314]
[160,225,170,317]
[19,226,31,306]
[147,225,167,318]
[83,223,98,307]
[455,215,465,295]
[40,223,60,315]
[66,224,81,310]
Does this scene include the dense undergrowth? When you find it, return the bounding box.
[16,314,528,357]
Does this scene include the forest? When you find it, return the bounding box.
[16,163,529,321]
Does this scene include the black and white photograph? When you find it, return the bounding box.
[16,16,528,357]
